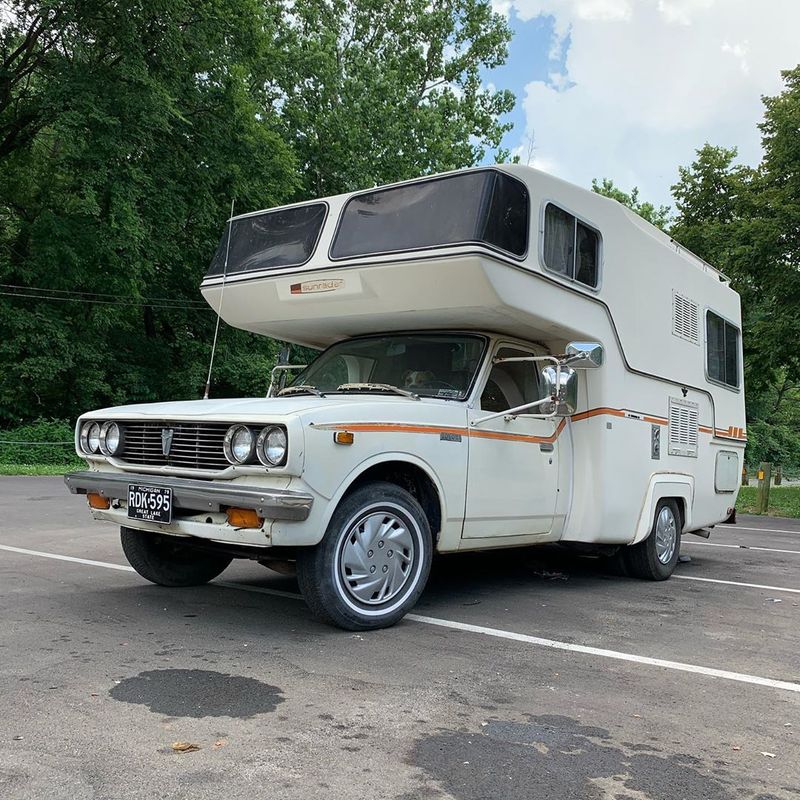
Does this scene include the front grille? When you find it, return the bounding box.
[119,421,230,471]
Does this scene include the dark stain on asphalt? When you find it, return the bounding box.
[109,669,284,718]
[409,715,736,800]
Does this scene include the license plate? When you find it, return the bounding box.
[127,484,173,524]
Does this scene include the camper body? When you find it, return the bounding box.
[66,165,746,629]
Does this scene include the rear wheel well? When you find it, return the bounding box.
[346,461,442,540]
[665,496,686,532]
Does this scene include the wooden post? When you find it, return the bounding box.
[741,464,749,486]
[757,462,772,514]
[775,464,782,486]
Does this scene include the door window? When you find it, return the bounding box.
[480,347,541,412]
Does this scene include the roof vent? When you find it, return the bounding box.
[672,292,699,344]
[668,398,699,457]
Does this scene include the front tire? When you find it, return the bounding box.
[120,527,232,587]
[624,499,681,580]
[296,481,433,630]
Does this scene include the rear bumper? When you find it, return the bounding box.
[64,470,313,522]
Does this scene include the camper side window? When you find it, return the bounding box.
[543,203,600,288]
[706,311,740,389]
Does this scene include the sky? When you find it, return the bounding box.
[485,0,800,210]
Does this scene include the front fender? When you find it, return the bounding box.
[319,451,449,537]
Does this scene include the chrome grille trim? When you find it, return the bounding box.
[118,421,231,471]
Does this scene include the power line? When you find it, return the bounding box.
[0,290,212,311]
[0,283,209,306]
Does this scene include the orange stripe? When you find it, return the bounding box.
[319,410,745,444]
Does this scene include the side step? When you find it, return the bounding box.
[687,528,711,539]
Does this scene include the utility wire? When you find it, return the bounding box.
[0,283,208,305]
[0,290,211,311]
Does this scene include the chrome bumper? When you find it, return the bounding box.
[64,471,313,522]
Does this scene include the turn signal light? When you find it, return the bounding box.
[87,492,110,510]
[226,507,263,528]
[334,431,354,445]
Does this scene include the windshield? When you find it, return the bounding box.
[288,334,486,399]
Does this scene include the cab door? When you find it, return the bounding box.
[462,344,560,539]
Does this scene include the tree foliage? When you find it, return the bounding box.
[275,0,514,198]
[590,178,672,231]
[0,0,514,424]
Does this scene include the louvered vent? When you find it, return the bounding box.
[672,292,699,344]
[668,398,699,457]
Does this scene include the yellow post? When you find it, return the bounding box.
[757,462,772,514]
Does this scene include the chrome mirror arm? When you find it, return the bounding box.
[470,396,557,427]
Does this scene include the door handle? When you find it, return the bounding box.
[539,443,554,452]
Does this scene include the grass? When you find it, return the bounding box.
[736,485,800,518]
[0,463,82,476]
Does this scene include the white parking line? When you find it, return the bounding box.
[2,543,800,694]
[0,544,136,572]
[406,614,800,694]
[683,541,800,556]
[673,574,800,594]
[718,524,799,535]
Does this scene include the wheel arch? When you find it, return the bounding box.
[323,454,446,543]
[631,474,694,545]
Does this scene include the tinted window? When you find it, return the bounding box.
[330,170,528,260]
[706,311,740,388]
[207,203,326,277]
[543,203,600,288]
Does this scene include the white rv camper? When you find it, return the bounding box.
[66,165,746,630]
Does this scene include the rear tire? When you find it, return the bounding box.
[296,481,433,631]
[120,527,232,587]
[624,499,681,580]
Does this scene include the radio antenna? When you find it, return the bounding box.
[203,198,235,400]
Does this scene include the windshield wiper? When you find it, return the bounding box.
[278,384,326,397]
[336,382,420,401]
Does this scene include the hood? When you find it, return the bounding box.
[80,394,440,421]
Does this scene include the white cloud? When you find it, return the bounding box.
[506,0,800,207]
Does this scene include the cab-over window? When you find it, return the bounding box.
[543,203,600,288]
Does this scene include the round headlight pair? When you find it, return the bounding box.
[223,425,287,467]
[79,421,121,456]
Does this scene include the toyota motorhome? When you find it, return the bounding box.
[65,165,746,630]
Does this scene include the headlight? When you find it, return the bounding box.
[83,422,102,454]
[223,425,255,464]
[257,426,287,466]
[99,421,121,456]
[79,422,92,454]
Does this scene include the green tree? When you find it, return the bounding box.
[275,0,515,197]
[0,0,297,423]
[591,178,671,231]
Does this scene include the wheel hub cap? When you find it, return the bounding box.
[655,506,678,564]
[338,511,415,604]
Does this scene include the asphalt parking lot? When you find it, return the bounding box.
[1,476,798,800]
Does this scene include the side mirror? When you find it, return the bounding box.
[565,342,603,368]
[541,366,578,416]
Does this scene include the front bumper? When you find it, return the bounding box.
[64,470,313,522]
